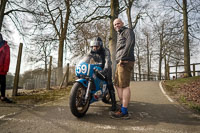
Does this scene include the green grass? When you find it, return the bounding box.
[164,76,200,91]
[11,86,71,105]
[179,95,200,112]
[163,76,200,113]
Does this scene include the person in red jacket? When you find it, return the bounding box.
[0,33,11,103]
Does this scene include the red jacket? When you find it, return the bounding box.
[0,41,10,75]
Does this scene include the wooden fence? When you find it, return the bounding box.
[131,72,165,81]
[167,63,200,80]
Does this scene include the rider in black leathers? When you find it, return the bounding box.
[89,37,117,111]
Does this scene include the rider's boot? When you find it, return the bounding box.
[108,85,117,111]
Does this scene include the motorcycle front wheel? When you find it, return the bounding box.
[69,82,90,118]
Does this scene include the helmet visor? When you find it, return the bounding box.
[90,40,102,47]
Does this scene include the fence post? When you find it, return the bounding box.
[175,64,178,79]
[143,74,145,81]
[47,56,52,90]
[193,64,195,76]
[132,67,135,81]
[12,43,23,96]
[59,63,69,89]
[65,63,69,87]
[136,73,137,81]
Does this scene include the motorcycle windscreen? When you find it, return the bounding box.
[75,55,102,77]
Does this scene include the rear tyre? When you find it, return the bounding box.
[102,91,111,104]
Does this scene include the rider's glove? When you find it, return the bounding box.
[93,68,106,80]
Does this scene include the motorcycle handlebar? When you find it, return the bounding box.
[93,68,106,80]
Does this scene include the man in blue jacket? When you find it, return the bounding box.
[111,18,135,119]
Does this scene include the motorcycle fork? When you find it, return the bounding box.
[84,78,92,102]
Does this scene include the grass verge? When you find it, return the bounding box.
[163,76,200,113]
[11,86,72,105]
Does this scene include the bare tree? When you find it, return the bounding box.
[182,0,192,77]
[142,28,153,80]
[109,0,119,77]
[0,0,8,31]
[145,31,150,80]
[23,0,72,83]
[135,35,146,80]
[70,20,110,59]
[123,0,142,29]
[28,34,57,73]
[170,0,200,77]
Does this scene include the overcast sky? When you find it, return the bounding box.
[7,0,200,75]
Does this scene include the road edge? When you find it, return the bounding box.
[159,81,174,103]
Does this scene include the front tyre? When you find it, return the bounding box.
[69,82,90,118]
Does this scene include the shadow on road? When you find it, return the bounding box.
[1,99,199,132]
[77,101,200,126]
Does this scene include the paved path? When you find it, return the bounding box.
[0,81,200,133]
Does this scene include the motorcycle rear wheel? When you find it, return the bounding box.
[69,82,90,118]
[102,92,111,104]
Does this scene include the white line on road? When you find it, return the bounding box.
[0,112,17,120]
[95,125,154,131]
[0,115,188,133]
[0,115,6,119]
[95,124,187,133]
[159,81,174,103]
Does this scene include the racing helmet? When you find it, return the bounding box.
[90,37,103,53]
[90,37,103,47]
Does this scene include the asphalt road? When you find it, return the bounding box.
[0,81,200,133]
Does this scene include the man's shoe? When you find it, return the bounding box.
[1,97,13,103]
[110,110,130,119]
[109,104,121,113]
[110,104,117,111]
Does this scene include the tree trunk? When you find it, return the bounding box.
[0,0,8,31]
[164,55,167,80]
[158,38,163,80]
[146,33,150,80]
[182,0,191,77]
[109,0,119,79]
[158,24,164,80]
[57,0,71,84]
[126,0,135,78]
[47,56,52,90]
[126,0,133,29]
[44,46,48,74]
[136,44,141,81]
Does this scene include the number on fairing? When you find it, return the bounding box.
[81,64,87,74]
[76,65,81,74]
[76,64,87,74]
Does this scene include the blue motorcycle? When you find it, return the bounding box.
[69,55,110,118]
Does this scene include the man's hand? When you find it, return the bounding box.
[93,68,106,80]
